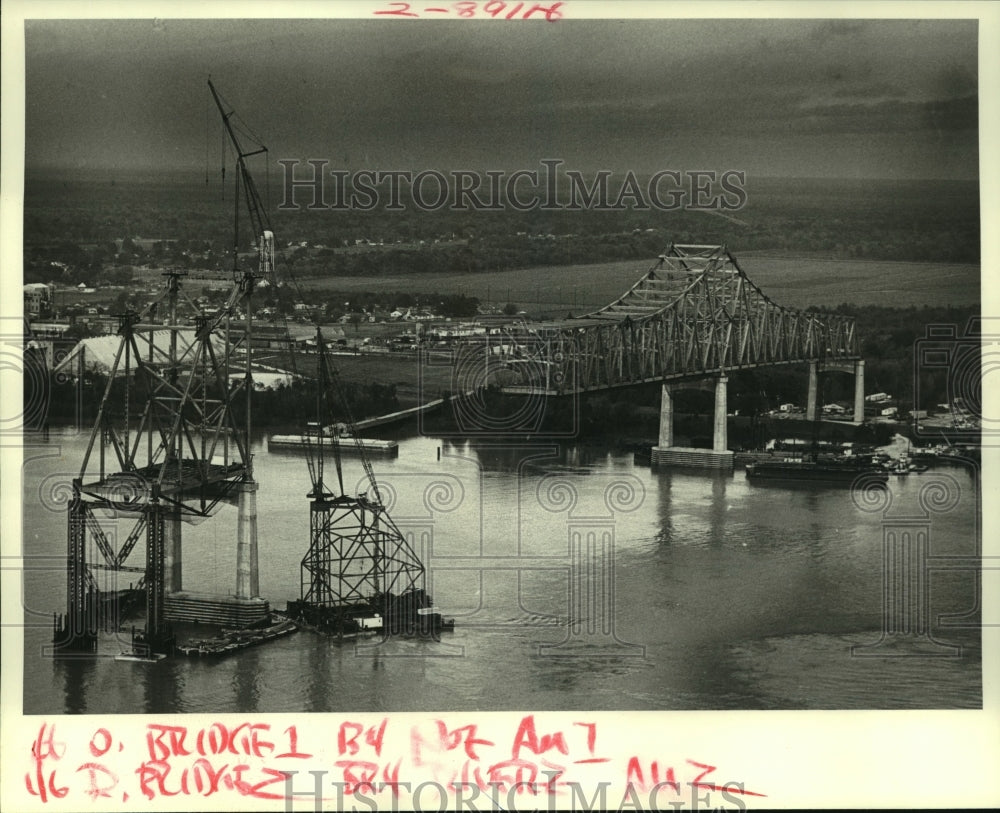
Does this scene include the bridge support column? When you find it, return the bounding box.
[806,361,818,421]
[163,513,182,593]
[713,376,728,452]
[236,478,259,599]
[658,383,674,447]
[854,360,865,423]
[162,477,269,629]
[651,375,733,471]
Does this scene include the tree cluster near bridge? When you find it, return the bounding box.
[23,175,979,289]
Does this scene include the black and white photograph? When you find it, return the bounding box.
[3,2,998,810]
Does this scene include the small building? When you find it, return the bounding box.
[27,321,71,340]
[822,403,847,415]
[23,283,53,317]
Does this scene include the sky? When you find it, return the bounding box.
[23,16,979,180]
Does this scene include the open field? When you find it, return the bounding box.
[52,254,980,316]
[294,255,980,314]
[255,348,454,410]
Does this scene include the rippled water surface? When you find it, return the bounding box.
[22,430,982,713]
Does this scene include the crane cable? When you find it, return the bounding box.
[280,249,382,501]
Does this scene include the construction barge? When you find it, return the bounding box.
[175,616,298,658]
[287,588,454,638]
[268,432,398,455]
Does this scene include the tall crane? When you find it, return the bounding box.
[290,324,437,637]
[53,82,277,658]
[207,79,274,288]
[207,79,277,466]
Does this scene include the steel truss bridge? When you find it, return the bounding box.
[492,244,859,395]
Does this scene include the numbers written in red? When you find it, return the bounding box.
[375,2,565,21]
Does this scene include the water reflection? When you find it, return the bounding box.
[305,635,332,711]
[232,647,261,713]
[23,432,982,713]
[55,656,95,714]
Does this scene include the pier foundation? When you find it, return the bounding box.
[163,479,268,628]
[652,375,734,471]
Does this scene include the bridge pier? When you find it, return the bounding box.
[806,361,818,422]
[658,382,674,447]
[163,513,182,593]
[162,477,270,628]
[806,360,866,424]
[713,375,728,452]
[853,360,865,423]
[651,375,734,470]
[236,478,260,599]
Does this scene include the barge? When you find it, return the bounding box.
[746,457,889,485]
[268,433,398,455]
[287,588,454,639]
[175,616,298,658]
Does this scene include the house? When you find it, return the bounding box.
[23,283,53,316]
[821,403,847,415]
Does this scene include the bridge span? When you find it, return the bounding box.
[475,244,864,468]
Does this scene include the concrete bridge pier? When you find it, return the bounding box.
[163,476,270,628]
[713,375,728,452]
[657,382,674,447]
[163,513,182,593]
[806,361,818,422]
[236,478,260,599]
[853,360,865,424]
[806,360,866,424]
[651,375,734,470]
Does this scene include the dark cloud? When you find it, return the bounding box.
[23,18,979,179]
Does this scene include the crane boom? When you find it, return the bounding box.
[207,79,274,284]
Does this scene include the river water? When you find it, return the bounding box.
[21,429,981,713]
